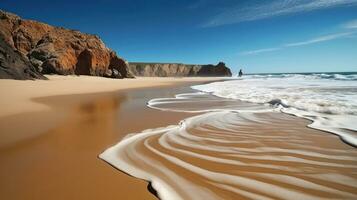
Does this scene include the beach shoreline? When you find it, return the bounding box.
[0,76,222,200]
[0,75,225,118]
[100,85,357,200]
[1,3,356,200]
[1,76,356,200]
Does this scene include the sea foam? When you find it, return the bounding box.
[100,72,357,200]
[192,72,357,146]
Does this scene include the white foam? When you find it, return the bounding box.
[100,126,184,200]
[100,73,357,199]
[100,110,357,200]
[192,74,357,147]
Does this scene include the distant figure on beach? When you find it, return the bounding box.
[238,69,243,77]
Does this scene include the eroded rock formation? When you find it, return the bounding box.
[0,10,133,79]
[129,62,232,77]
[0,10,232,80]
[0,36,45,80]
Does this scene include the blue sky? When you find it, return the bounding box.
[1,0,357,73]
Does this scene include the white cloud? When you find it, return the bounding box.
[240,32,355,56]
[240,48,281,55]
[203,0,357,27]
[285,32,354,46]
[343,19,357,28]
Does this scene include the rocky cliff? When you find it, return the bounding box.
[129,62,232,77]
[0,36,46,80]
[0,10,133,80]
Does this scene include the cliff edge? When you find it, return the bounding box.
[0,10,233,80]
[129,62,232,77]
[0,10,133,80]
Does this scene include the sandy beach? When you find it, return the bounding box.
[0,75,224,118]
[1,2,356,199]
[1,76,356,200]
[0,76,221,199]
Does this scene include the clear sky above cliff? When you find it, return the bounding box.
[1,0,357,73]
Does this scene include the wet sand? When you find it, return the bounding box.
[0,75,223,118]
[1,77,356,200]
[0,80,208,200]
[101,92,357,199]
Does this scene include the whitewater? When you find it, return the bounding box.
[192,72,357,147]
[100,72,357,200]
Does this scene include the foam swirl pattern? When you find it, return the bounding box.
[101,91,357,200]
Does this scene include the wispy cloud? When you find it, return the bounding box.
[203,0,357,27]
[285,32,355,46]
[343,19,357,29]
[240,31,355,56]
[188,0,209,9]
[240,48,281,55]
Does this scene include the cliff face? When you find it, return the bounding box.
[0,36,46,80]
[0,10,133,80]
[0,10,233,80]
[129,62,232,77]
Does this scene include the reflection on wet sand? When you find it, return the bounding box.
[0,87,197,200]
[0,93,133,199]
[101,92,357,200]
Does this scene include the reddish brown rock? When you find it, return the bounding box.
[129,62,232,77]
[0,10,133,79]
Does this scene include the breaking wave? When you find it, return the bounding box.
[193,73,357,146]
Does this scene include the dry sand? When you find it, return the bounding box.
[0,75,223,118]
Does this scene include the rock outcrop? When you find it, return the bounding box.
[129,62,232,77]
[0,10,133,80]
[0,36,46,80]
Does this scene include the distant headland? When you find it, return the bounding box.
[0,10,232,80]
